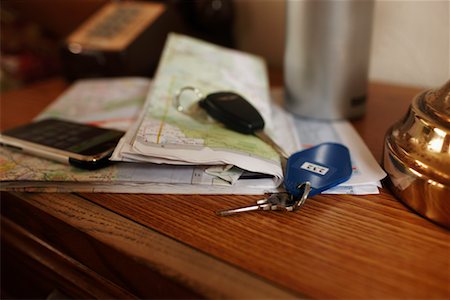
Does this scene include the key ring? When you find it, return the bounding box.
[174,86,204,112]
[292,181,311,210]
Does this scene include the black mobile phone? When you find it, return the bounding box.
[0,118,124,169]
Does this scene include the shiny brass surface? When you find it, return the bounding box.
[383,81,450,228]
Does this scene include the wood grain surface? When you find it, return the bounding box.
[353,82,424,162]
[2,191,298,299]
[1,216,137,299]
[83,192,449,299]
[0,78,68,131]
[1,77,449,299]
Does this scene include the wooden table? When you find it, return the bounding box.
[1,78,449,299]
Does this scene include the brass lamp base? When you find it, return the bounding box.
[383,81,450,229]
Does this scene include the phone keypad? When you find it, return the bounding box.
[3,119,122,153]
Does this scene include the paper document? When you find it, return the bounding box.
[113,33,283,187]
[1,77,274,194]
[0,35,386,195]
[0,78,385,195]
[37,77,151,131]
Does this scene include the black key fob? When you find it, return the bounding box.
[199,92,265,134]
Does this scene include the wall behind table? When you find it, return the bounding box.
[233,0,449,88]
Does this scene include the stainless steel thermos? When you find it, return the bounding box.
[284,0,374,120]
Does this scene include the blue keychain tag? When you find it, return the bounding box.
[215,142,353,216]
[284,143,353,198]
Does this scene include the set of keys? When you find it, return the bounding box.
[218,142,353,216]
[217,183,311,216]
[174,88,353,216]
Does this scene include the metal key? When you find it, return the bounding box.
[217,183,311,216]
[216,193,290,216]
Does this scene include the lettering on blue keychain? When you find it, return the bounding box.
[284,143,353,199]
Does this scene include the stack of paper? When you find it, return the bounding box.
[0,34,386,194]
[0,77,279,194]
[112,33,284,187]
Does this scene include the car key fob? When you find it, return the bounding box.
[199,92,265,134]
[195,90,289,158]
[284,143,353,198]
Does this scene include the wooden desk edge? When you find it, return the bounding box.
[1,191,302,299]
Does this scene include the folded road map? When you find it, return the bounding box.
[0,34,386,194]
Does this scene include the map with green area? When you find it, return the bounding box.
[133,33,280,165]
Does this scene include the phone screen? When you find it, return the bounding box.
[1,118,124,158]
